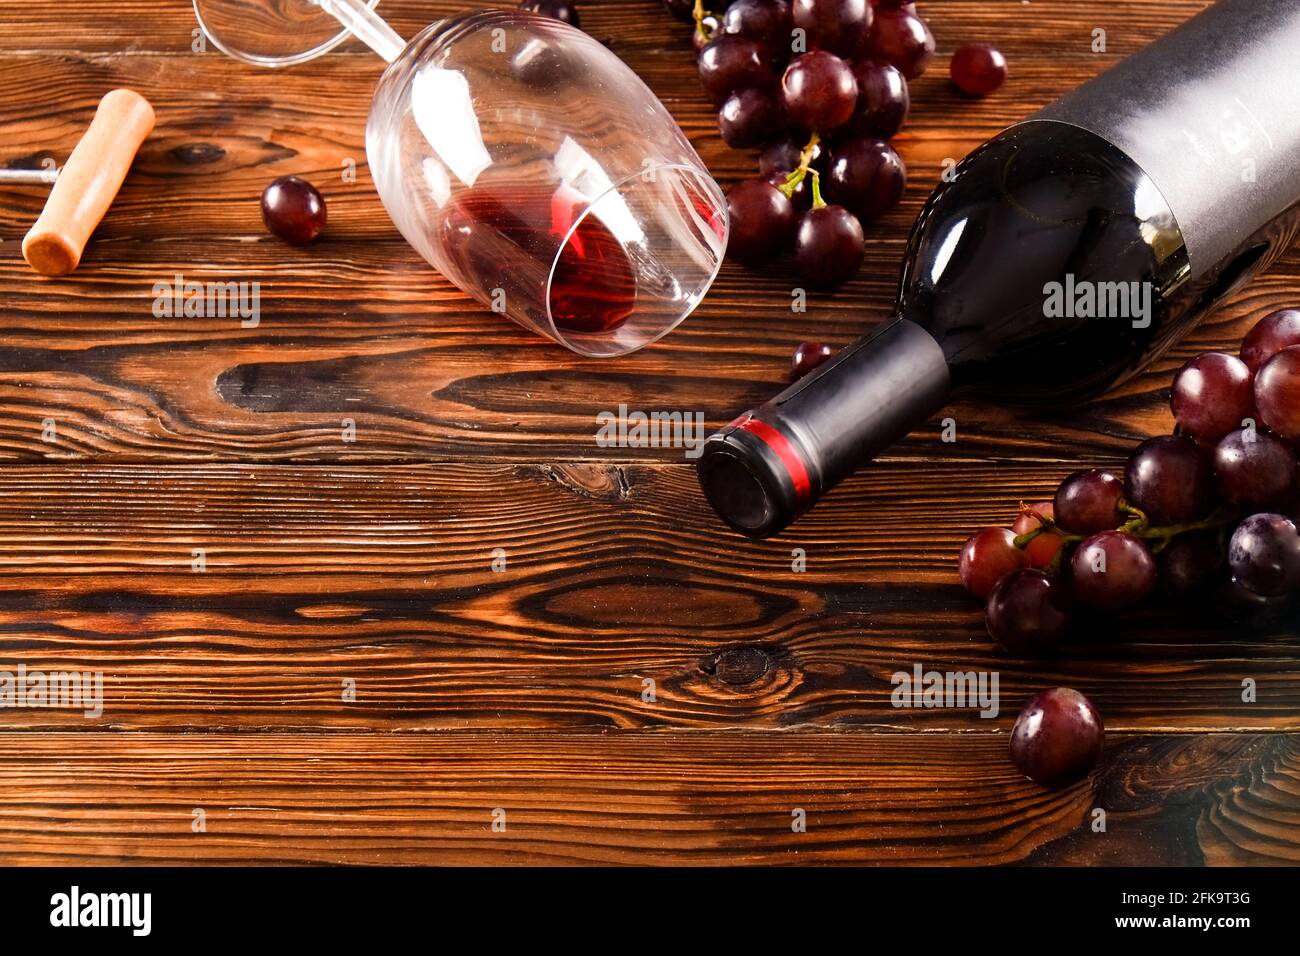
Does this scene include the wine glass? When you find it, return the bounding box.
[193,0,729,357]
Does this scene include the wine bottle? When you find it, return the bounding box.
[698,0,1300,538]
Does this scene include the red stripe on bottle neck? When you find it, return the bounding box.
[733,416,812,503]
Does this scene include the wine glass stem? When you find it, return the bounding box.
[316,0,406,63]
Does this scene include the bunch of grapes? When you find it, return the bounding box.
[663,0,972,288]
[960,308,1300,656]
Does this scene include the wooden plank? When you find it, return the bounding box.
[0,462,1292,732]
[0,730,1291,865]
[0,2,1215,58]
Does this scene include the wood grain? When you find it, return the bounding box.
[0,461,1293,732]
[0,731,1292,865]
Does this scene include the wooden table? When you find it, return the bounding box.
[0,0,1295,866]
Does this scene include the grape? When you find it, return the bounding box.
[871,0,916,9]
[986,569,1070,655]
[724,178,798,267]
[759,136,813,178]
[867,8,935,79]
[793,204,864,287]
[950,43,1008,96]
[723,0,793,57]
[791,341,834,380]
[1254,346,1300,441]
[718,88,783,148]
[791,0,873,59]
[781,51,859,132]
[698,35,774,105]
[1071,531,1157,612]
[261,176,326,245]
[959,526,1026,599]
[1170,351,1256,443]
[1216,575,1296,627]
[1125,435,1214,525]
[662,0,695,23]
[1009,688,1104,788]
[1228,513,1300,597]
[1241,308,1300,372]
[824,136,906,221]
[849,59,909,139]
[519,0,580,27]
[1213,427,1298,510]
[1053,469,1124,534]
[1160,532,1223,597]
[1013,501,1064,569]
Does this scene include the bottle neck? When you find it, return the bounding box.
[767,317,951,495]
[696,317,951,538]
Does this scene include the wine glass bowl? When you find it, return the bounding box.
[194,0,728,356]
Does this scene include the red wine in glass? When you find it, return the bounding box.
[440,183,636,336]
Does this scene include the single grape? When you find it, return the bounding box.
[718,87,783,148]
[698,35,774,104]
[724,178,798,267]
[870,0,916,9]
[1013,501,1064,569]
[1009,688,1104,788]
[959,526,1027,600]
[1125,435,1214,525]
[261,176,326,245]
[791,341,834,380]
[1254,346,1300,441]
[781,51,859,132]
[1071,531,1157,612]
[1170,351,1256,443]
[793,204,864,287]
[519,0,580,27]
[723,0,793,57]
[1216,575,1296,627]
[848,59,909,139]
[1159,531,1223,597]
[824,136,906,221]
[1228,513,1300,597]
[1241,308,1300,372]
[1054,469,1124,535]
[867,8,935,79]
[662,0,695,23]
[1214,427,1298,510]
[986,569,1070,656]
[950,43,1007,96]
[791,0,873,58]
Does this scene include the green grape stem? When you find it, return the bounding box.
[693,0,718,43]
[777,133,822,201]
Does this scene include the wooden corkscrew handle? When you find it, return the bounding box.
[22,89,155,276]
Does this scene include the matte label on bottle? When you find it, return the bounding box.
[1031,0,1300,277]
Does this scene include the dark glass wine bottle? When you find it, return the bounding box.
[698,0,1300,538]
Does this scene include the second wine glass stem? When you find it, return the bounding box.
[316,0,406,63]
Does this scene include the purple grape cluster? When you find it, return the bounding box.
[671,0,948,287]
[960,307,1300,648]
[957,310,1300,787]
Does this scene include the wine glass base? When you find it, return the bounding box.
[193,0,383,68]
